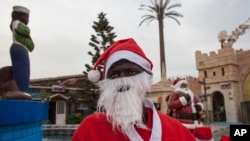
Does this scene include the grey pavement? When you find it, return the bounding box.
[210,122,242,132]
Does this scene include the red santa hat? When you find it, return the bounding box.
[171,77,188,89]
[88,38,153,83]
[13,6,30,14]
[193,126,214,141]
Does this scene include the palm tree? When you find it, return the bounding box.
[139,0,183,79]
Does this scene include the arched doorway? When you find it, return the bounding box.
[212,92,226,122]
[243,73,250,101]
[242,72,250,124]
[45,93,69,124]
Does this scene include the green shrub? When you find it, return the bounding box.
[66,112,85,124]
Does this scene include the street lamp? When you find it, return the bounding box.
[199,78,211,125]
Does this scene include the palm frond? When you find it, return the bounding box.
[167,4,182,10]
[165,15,181,25]
[139,7,156,13]
[139,15,156,26]
[151,0,158,8]
[163,0,170,9]
[165,11,183,18]
[141,14,156,19]
[140,5,158,13]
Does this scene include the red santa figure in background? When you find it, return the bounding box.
[167,77,205,131]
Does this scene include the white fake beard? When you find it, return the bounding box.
[97,72,152,133]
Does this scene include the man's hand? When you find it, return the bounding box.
[183,94,191,102]
[194,104,202,112]
[195,104,206,119]
[178,93,191,105]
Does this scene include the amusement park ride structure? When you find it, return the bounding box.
[218,17,250,48]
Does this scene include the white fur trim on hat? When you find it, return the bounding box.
[171,79,187,89]
[105,50,152,76]
[13,6,30,14]
[88,70,101,83]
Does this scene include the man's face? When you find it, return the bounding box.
[97,59,152,132]
[107,59,144,79]
[180,83,188,89]
[175,82,189,92]
[20,14,29,25]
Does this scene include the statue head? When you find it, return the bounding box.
[10,6,30,30]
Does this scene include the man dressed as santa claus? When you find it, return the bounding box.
[72,38,195,141]
[167,78,205,132]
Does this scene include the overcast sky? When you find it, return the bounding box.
[1,0,249,83]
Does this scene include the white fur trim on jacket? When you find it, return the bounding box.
[124,99,161,141]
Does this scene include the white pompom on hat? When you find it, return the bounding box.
[88,38,153,83]
[87,70,101,83]
[13,6,30,14]
[193,126,214,141]
[171,77,188,89]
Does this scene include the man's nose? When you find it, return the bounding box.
[119,72,127,78]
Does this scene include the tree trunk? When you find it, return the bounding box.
[158,17,166,79]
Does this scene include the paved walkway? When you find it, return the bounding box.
[210,122,242,132]
[207,122,241,140]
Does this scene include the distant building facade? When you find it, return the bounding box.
[195,43,250,123]
[147,42,250,124]
[28,74,89,125]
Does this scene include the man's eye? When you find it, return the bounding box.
[110,73,118,78]
[128,71,137,75]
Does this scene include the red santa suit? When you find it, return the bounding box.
[72,99,195,141]
[219,135,230,141]
[167,78,204,130]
